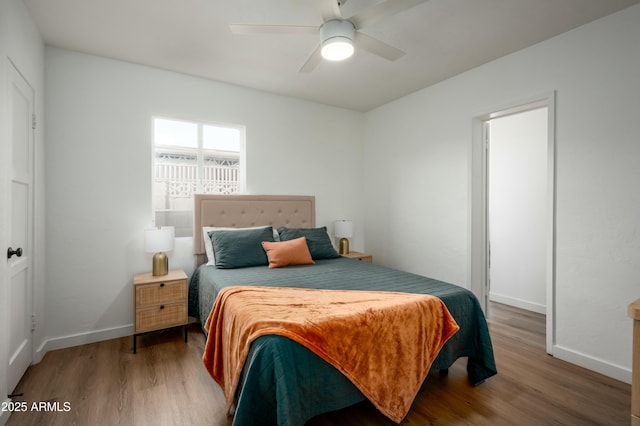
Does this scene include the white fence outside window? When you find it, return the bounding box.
[154,152,240,212]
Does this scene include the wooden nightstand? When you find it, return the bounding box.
[133,269,188,353]
[342,251,373,263]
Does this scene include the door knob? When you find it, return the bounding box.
[7,247,22,259]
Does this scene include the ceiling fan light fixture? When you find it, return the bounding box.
[320,20,355,61]
[321,38,354,61]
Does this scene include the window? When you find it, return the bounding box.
[153,117,245,237]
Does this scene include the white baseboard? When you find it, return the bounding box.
[489,292,546,314]
[553,344,631,384]
[34,324,133,364]
[29,320,631,390]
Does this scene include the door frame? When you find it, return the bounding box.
[469,91,556,354]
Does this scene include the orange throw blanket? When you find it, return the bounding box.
[203,286,459,423]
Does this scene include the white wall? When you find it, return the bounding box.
[42,47,364,355]
[489,108,547,313]
[0,0,45,422]
[363,4,640,383]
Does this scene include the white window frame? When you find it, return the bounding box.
[151,116,246,236]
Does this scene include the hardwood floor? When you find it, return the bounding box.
[7,303,630,425]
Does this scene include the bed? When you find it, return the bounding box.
[189,194,496,425]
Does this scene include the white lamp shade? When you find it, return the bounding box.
[321,38,354,61]
[320,20,355,61]
[334,220,353,238]
[145,227,175,253]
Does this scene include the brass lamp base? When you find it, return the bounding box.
[152,252,169,276]
[339,238,350,255]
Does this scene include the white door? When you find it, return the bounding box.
[6,62,35,395]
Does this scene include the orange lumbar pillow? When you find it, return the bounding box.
[261,237,315,268]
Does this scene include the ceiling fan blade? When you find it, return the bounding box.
[348,0,428,29]
[230,24,318,35]
[314,0,342,22]
[299,45,323,73]
[354,32,405,61]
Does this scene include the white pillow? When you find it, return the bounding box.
[202,225,279,266]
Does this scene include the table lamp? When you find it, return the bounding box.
[334,220,353,255]
[145,226,175,276]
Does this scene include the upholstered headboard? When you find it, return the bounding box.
[193,194,316,265]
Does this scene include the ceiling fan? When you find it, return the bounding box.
[229,0,428,72]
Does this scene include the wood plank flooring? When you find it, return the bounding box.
[7,303,630,425]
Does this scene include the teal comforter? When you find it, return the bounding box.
[189,257,496,425]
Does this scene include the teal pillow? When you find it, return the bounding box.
[211,226,275,268]
[277,226,340,260]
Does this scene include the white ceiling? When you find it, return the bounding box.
[24,0,640,111]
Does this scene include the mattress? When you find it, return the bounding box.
[189,257,496,425]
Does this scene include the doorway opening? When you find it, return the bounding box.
[487,107,547,313]
[470,93,556,354]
